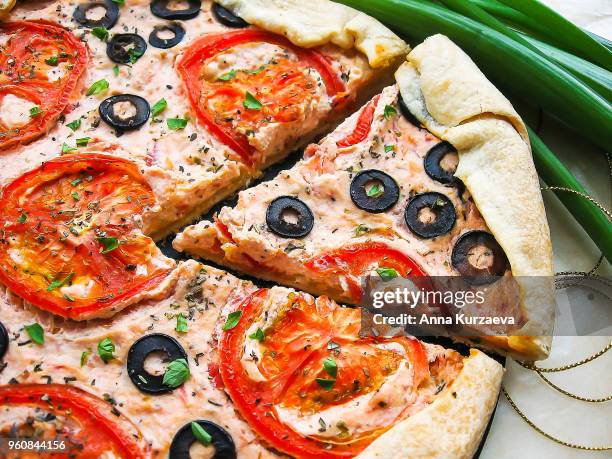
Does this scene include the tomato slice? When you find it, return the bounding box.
[0,20,88,151]
[336,94,380,148]
[219,290,430,459]
[0,384,149,458]
[0,153,174,320]
[177,30,346,166]
[305,242,426,301]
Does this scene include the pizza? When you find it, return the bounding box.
[0,0,554,457]
[174,35,555,361]
[0,0,406,239]
[0,259,503,458]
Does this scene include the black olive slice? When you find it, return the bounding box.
[350,169,399,213]
[0,322,8,360]
[149,23,185,49]
[170,420,236,459]
[99,94,151,132]
[398,97,422,128]
[212,3,248,28]
[404,192,456,238]
[73,0,119,29]
[150,0,201,20]
[106,33,147,64]
[451,231,509,285]
[424,142,460,185]
[266,196,314,238]
[127,333,188,394]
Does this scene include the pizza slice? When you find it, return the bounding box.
[0,260,502,458]
[174,34,555,360]
[1,0,407,239]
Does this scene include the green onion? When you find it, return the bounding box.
[338,0,612,151]
[191,422,212,446]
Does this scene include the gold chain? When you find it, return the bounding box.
[516,341,611,373]
[534,371,612,403]
[501,387,612,451]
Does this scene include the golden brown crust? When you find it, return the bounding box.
[395,35,554,360]
[217,0,409,68]
[0,0,15,20]
[357,350,503,459]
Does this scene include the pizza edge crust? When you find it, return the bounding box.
[0,0,15,20]
[395,34,554,361]
[356,349,504,459]
[216,0,409,68]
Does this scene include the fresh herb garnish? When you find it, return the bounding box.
[323,356,337,378]
[113,65,120,77]
[17,213,26,223]
[128,48,144,64]
[366,183,384,198]
[111,0,125,5]
[163,358,190,387]
[25,323,44,345]
[191,422,212,446]
[218,69,236,81]
[97,337,115,363]
[29,106,42,117]
[80,350,90,367]
[384,144,395,153]
[47,273,74,291]
[354,224,369,237]
[151,98,167,117]
[383,104,397,119]
[66,119,81,131]
[91,27,109,41]
[176,313,188,333]
[86,79,109,96]
[223,311,242,330]
[315,378,335,391]
[71,191,80,201]
[97,236,119,254]
[167,117,188,130]
[45,55,59,66]
[71,177,82,187]
[61,143,76,153]
[249,328,265,342]
[376,267,398,281]
[76,137,90,147]
[243,91,262,110]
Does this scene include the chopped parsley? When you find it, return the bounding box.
[366,183,384,198]
[354,224,369,237]
[383,104,397,119]
[163,358,190,387]
[376,267,398,281]
[384,144,395,153]
[25,323,44,345]
[86,79,109,96]
[80,350,90,367]
[151,98,168,117]
[91,27,109,41]
[47,273,74,292]
[76,137,90,147]
[71,191,80,201]
[66,119,81,131]
[70,177,83,187]
[97,236,119,254]
[249,328,265,342]
[218,69,236,81]
[323,356,337,378]
[167,117,188,130]
[223,311,242,330]
[29,106,42,117]
[176,313,188,333]
[191,422,212,446]
[243,91,262,110]
[97,337,115,363]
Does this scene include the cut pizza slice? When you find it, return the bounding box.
[0,260,502,458]
[1,0,407,239]
[174,34,555,361]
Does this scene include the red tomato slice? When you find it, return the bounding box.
[305,242,426,301]
[336,95,380,148]
[177,30,346,166]
[0,384,149,458]
[0,20,88,151]
[219,290,430,458]
[0,153,174,320]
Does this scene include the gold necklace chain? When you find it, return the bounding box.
[516,341,611,373]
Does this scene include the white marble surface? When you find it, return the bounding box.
[480,2,611,457]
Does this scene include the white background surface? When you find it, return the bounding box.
[480,1,611,458]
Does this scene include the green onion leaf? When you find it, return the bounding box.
[191,422,213,446]
[25,323,44,345]
[376,267,398,281]
[86,79,109,96]
[97,337,115,363]
[163,358,190,387]
[249,328,265,342]
[97,236,119,254]
[223,311,242,330]
[66,119,81,131]
[151,98,168,117]
[167,118,188,130]
[47,273,74,291]
[91,27,109,41]
[383,104,397,119]
[176,313,188,333]
[243,91,262,110]
[323,356,338,378]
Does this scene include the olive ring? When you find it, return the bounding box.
[99,94,151,132]
[350,169,399,213]
[266,196,314,238]
[169,420,236,459]
[404,192,456,239]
